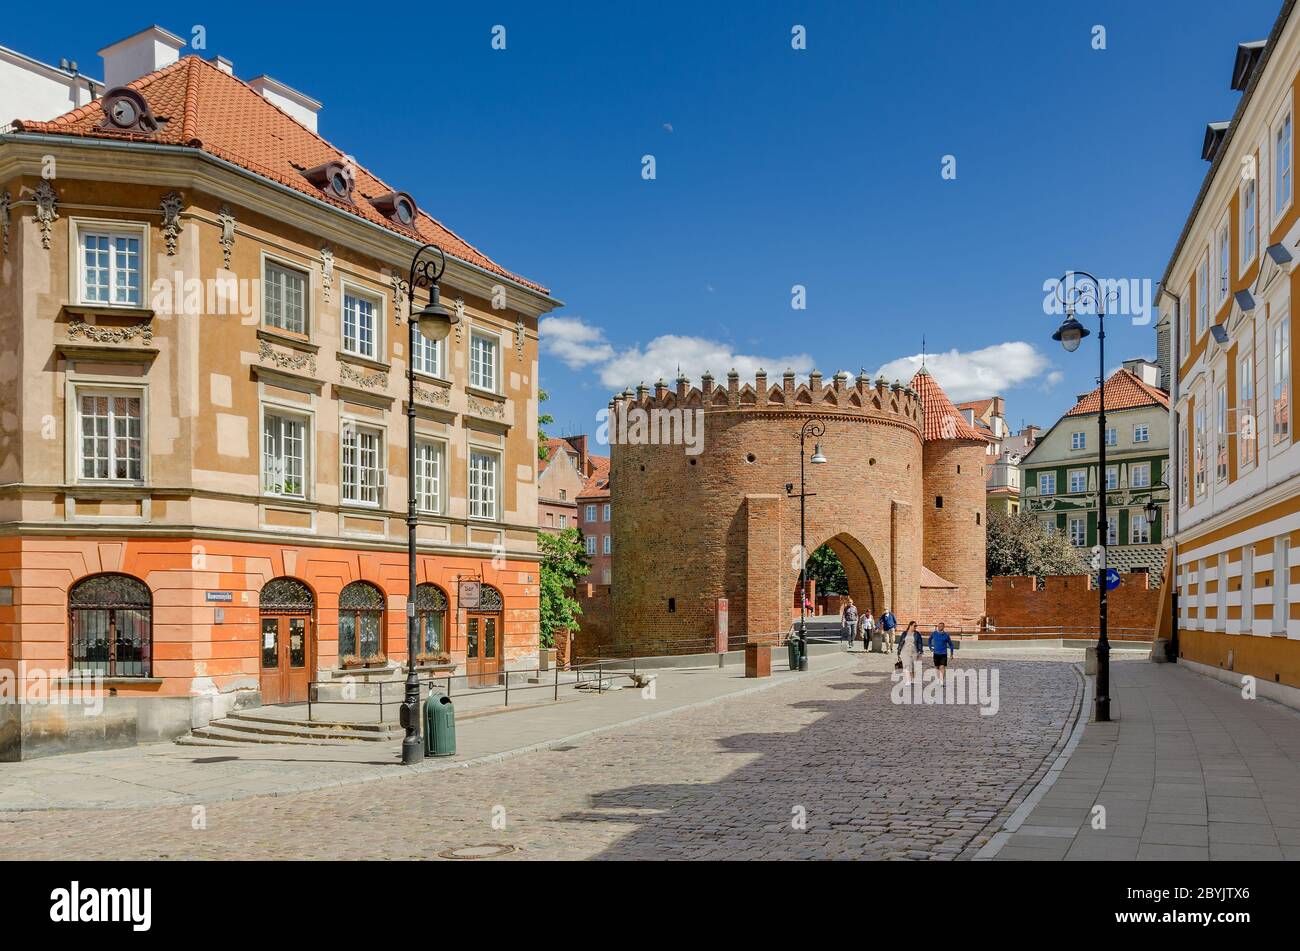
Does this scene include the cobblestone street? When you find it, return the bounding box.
[0,651,1083,860]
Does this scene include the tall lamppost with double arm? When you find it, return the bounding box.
[785,418,828,670]
[400,243,458,765]
[1051,270,1119,722]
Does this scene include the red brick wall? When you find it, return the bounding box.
[571,583,612,660]
[922,439,987,621]
[985,573,1160,639]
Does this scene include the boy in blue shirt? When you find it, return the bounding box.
[929,622,954,683]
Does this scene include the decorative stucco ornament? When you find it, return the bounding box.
[33,181,58,250]
[160,191,183,255]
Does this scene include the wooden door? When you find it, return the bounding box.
[465,613,501,688]
[260,614,311,704]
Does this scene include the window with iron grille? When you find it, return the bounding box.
[416,583,448,656]
[338,581,384,662]
[68,574,152,677]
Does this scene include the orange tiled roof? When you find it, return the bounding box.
[1065,369,1170,417]
[13,57,547,293]
[909,368,990,442]
[956,397,995,418]
[578,456,611,499]
[538,438,575,475]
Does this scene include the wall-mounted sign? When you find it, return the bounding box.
[206,591,233,602]
[458,581,481,609]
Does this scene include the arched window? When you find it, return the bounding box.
[415,584,448,658]
[260,577,314,612]
[338,581,384,663]
[69,574,152,677]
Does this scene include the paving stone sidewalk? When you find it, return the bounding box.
[0,651,857,811]
[989,660,1300,861]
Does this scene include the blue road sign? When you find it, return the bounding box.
[1105,568,1122,591]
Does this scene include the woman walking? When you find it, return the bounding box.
[896,620,923,683]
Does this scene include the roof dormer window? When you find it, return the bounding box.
[99,87,159,134]
[301,161,355,203]
[370,191,418,229]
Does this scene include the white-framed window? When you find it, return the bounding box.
[1041,516,1057,535]
[1216,382,1229,482]
[413,328,443,377]
[414,439,444,514]
[1179,419,1190,507]
[468,448,500,520]
[342,290,379,359]
[264,260,307,335]
[1105,427,1117,447]
[77,391,143,481]
[1217,220,1231,304]
[1104,466,1118,490]
[1068,517,1086,547]
[1194,403,1207,496]
[1133,424,1150,443]
[1273,316,1290,444]
[1240,352,1257,467]
[1275,109,1293,220]
[1243,176,1259,266]
[77,225,142,306]
[262,411,307,497]
[1104,514,1119,546]
[1274,537,1290,634]
[1181,282,1192,357]
[585,535,596,555]
[585,503,597,521]
[1038,472,1056,495]
[341,425,384,506]
[1070,431,1086,450]
[603,535,612,555]
[1131,462,1151,489]
[469,331,499,392]
[1196,254,1208,336]
[603,503,611,521]
[559,514,568,529]
[1069,468,1087,493]
[1130,510,1151,544]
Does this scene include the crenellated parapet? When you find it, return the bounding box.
[607,368,923,436]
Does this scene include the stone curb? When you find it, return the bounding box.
[971,664,1092,860]
[5,655,858,813]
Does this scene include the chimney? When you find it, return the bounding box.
[1121,357,1161,388]
[247,75,322,132]
[210,55,234,76]
[98,26,186,88]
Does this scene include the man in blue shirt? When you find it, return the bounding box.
[880,608,897,651]
[929,622,955,683]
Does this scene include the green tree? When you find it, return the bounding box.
[537,388,555,461]
[538,527,590,648]
[805,544,847,595]
[986,509,1088,578]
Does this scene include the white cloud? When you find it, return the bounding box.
[596,334,815,391]
[874,342,1055,402]
[539,316,615,369]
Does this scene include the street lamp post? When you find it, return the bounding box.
[1051,270,1118,722]
[400,244,458,765]
[786,419,827,670]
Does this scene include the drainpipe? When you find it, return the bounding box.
[1158,283,1181,662]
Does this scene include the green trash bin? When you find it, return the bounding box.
[787,636,801,671]
[424,692,456,757]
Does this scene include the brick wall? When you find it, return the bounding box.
[985,573,1160,639]
[571,583,612,660]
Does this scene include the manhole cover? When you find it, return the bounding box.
[438,844,516,860]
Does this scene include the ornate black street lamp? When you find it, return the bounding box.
[400,244,458,765]
[1051,270,1118,722]
[786,418,827,670]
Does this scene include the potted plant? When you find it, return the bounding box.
[416,651,452,666]
[363,652,388,669]
[339,653,362,669]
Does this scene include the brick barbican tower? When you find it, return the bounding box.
[609,367,988,652]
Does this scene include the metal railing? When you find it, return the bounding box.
[306,665,571,724]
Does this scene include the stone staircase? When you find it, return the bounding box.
[178,708,402,748]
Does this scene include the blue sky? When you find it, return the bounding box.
[6,0,1284,441]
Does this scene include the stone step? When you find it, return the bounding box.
[185,722,399,746]
[224,709,396,733]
